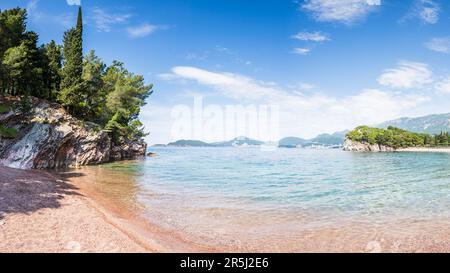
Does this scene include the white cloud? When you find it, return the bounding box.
[403,0,440,24]
[301,0,381,24]
[417,0,440,24]
[89,7,131,32]
[425,38,450,53]
[66,0,81,6]
[26,0,42,21]
[26,0,75,28]
[293,48,311,55]
[378,61,433,89]
[127,24,158,38]
[292,31,330,42]
[163,66,280,100]
[156,66,429,140]
[435,77,450,94]
[289,82,316,91]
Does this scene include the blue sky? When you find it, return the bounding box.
[3,0,450,143]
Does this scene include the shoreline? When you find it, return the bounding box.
[0,166,208,253]
[397,147,450,153]
[5,160,450,253]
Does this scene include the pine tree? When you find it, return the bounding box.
[42,40,62,100]
[82,50,106,122]
[77,7,83,34]
[59,6,84,115]
[23,31,45,97]
[2,31,43,98]
[0,8,27,95]
[1,6,153,144]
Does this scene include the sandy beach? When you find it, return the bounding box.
[0,166,206,253]
[0,166,149,252]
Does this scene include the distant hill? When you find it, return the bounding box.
[310,131,347,146]
[377,113,450,135]
[211,137,265,147]
[167,140,211,147]
[164,113,450,148]
[167,137,264,147]
[278,137,307,148]
[152,144,167,147]
[279,131,347,148]
[166,132,348,148]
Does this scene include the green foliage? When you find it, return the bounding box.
[0,103,9,114]
[59,27,83,112]
[0,9,52,99]
[67,51,153,143]
[42,40,62,100]
[0,8,27,95]
[0,7,153,145]
[2,43,28,95]
[18,93,32,116]
[0,8,27,58]
[104,62,153,112]
[0,124,18,139]
[81,50,106,122]
[347,126,450,149]
[60,7,83,114]
[76,7,83,34]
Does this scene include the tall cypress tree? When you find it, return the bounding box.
[74,6,83,79]
[77,7,83,34]
[59,6,84,115]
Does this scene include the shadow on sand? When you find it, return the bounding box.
[0,167,84,220]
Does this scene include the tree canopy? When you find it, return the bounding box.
[0,7,153,144]
[347,126,450,149]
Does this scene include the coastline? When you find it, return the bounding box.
[0,166,208,253]
[5,161,450,253]
[397,147,450,153]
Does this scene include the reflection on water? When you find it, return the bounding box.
[63,148,450,252]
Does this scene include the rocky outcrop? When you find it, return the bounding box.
[0,97,147,169]
[110,140,147,161]
[343,139,396,152]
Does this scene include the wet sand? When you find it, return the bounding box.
[0,166,206,253]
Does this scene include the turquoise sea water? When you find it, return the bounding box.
[78,148,450,252]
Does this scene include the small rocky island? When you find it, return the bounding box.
[344,126,450,152]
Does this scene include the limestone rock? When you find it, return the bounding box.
[343,139,396,152]
[0,98,147,170]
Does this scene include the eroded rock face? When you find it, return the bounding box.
[110,140,147,161]
[343,139,396,152]
[0,98,147,169]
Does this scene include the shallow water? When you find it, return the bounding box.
[67,148,450,252]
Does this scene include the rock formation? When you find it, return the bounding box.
[0,97,146,169]
[343,139,396,152]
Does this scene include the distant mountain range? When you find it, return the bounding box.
[155,113,450,148]
[161,133,347,148]
[278,131,347,148]
[377,113,450,135]
[165,140,211,147]
[166,137,265,147]
[210,137,265,147]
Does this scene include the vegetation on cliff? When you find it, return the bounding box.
[347,126,450,149]
[0,7,152,145]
